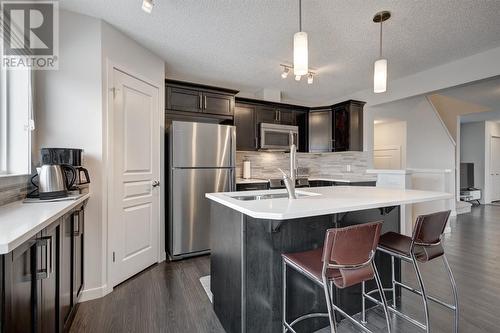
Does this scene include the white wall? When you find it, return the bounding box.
[35,10,103,291]
[365,95,456,215]
[373,121,407,168]
[460,122,485,192]
[366,96,455,171]
[36,10,166,301]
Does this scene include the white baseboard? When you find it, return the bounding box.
[79,284,112,302]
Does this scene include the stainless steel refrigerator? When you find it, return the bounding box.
[168,121,236,259]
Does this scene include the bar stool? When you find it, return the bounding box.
[282,221,392,333]
[362,210,458,333]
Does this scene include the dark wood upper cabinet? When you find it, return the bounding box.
[203,92,234,116]
[332,100,365,152]
[255,106,278,125]
[234,104,257,151]
[167,86,202,113]
[166,80,238,118]
[277,108,295,125]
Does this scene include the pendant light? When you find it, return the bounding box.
[293,0,308,76]
[373,11,391,93]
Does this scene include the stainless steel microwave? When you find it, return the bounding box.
[259,123,298,151]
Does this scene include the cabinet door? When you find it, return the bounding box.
[277,109,295,125]
[60,214,72,329]
[295,110,309,152]
[309,110,332,152]
[333,106,350,151]
[39,222,59,333]
[73,209,84,302]
[234,104,257,150]
[255,106,278,125]
[202,92,234,116]
[167,86,202,112]
[4,237,37,333]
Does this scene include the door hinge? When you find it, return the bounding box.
[112,251,116,262]
[110,87,119,98]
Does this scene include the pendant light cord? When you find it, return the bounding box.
[379,13,383,58]
[299,0,302,31]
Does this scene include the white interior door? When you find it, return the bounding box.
[490,136,500,201]
[110,68,160,286]
[373,145,402,169]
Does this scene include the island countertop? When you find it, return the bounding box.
[206,186,452,220]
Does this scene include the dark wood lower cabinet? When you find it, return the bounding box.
[0,202,86,333]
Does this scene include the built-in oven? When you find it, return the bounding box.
[259,123,298,151]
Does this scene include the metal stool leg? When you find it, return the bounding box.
[391,256,396,308]
[361,281,367,324]
[282,260,287,333]
[373,262,392,333]
[443,254,459,333]
[322,276,337,333]
[411,254,430,333]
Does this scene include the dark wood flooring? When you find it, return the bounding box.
[70,205,500,333]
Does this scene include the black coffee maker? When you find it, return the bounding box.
[41,148,91,191]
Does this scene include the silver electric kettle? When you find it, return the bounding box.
[30,164,76,200]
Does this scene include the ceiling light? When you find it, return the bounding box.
[293,0,308,76]
[142,0,154,13]
[295,75,301,81]
[373,11,391,93]
[281,66,290,79]
[307,73,314,84]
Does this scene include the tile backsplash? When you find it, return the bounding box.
[0,175,32,206]
[236,151,373,180]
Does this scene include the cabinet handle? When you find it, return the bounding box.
[73,213,80,236]
[204,96,207,109]
[199,95,202,109]
[278,111,281,122]
[36,236,53,280]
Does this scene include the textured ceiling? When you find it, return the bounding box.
[60,0,500,106]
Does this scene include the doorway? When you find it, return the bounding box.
[373,120,407,170]
[108,68,161,287]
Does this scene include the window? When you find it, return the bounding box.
[0,66,34,176]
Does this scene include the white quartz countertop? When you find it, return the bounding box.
[235,176,377,184]
[0,193,90,254]
[206,186,452,220]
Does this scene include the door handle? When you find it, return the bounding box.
[152,180,160,188]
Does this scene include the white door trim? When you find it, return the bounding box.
[104,60,162,293]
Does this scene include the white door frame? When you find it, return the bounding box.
[486,135,500,203]
[104,60,163,293]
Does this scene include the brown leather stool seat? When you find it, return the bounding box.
[378,232,445,262]
[282,247,375,289]
[282,222,392,333]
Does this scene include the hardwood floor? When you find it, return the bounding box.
[71,205,500,333]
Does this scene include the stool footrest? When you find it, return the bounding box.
[393,281,457,311]
[363,293,427,331]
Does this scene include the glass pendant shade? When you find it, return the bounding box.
[293,31,308,76]
[373,58,387,93]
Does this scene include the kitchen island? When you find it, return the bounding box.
[206,186,451,333]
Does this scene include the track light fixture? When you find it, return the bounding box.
[281,64,316,84]
[142,0,154,13]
